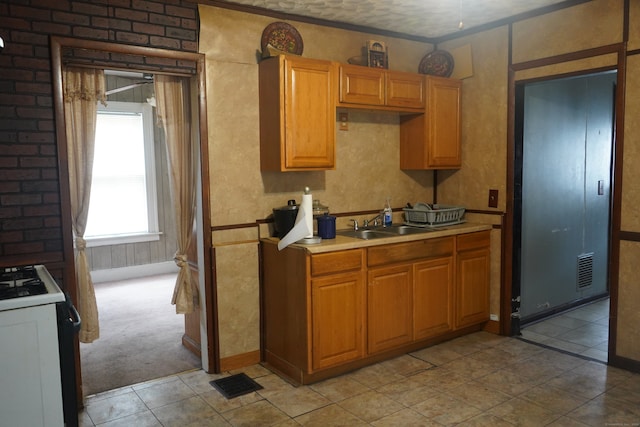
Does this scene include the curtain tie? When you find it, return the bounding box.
[174,252,188,267]
[75,237,87,250]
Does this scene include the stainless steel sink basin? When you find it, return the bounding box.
[383,225,432,235]
[337,229,394,240]
[337,225,432,240]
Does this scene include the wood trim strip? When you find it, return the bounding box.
[609,353,640,374]
[606,41,628,371]
[511,43,623,71]
[483,320,500,335]
[465,209,504,216]
[182,334,202,358]
[619,231,640,242]
[512,43,624,71]
[213,240,259,248]
[219,350,261,371]
[212,222,259,231]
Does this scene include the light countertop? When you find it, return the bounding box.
[262,222,493,254]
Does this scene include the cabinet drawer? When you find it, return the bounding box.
[311,249,364,276]
[368,237,454,267]
[457,231,490,251]
[386,71,424,109]
[339,65,384,106]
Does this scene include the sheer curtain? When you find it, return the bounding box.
[154,75,198,314]
[63,67,106,343]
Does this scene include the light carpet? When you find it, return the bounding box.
[80,274,201,395]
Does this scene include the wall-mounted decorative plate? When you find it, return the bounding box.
[418,50,454,77]
[261,22,304,55]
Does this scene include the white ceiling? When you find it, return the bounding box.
[218,0,586,40]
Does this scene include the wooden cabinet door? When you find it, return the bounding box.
[456,246,490,329]
[427,76,462,168]
[259,55,335,171]
[414,256,454,340]
[400,76,461,170]
[339,64,384,106]
[367,264,413,354]
[311,271,365,371]
[284,57,335,170]
[386,71,424,109]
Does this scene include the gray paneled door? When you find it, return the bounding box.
[518,72,615,320]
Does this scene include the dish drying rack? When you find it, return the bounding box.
[403,203,465,227]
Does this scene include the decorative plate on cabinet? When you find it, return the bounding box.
[261,22,304,55]
[418,50,454,77]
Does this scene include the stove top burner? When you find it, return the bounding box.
[0,266,48,300]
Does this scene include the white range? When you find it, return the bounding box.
[0,265,67,427]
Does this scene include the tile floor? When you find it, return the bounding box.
[520,298,610,363]
[79,329,640,426]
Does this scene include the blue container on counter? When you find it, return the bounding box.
[316,213,336,239]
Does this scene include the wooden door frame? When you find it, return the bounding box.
[50,36,218,402]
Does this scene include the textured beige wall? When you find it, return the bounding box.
[512,0,623,64]
[436,27,509,212]
[619,46,640,360]
[622,54,640,231]
[215,243,260,359]
[631,0,640,51]
[617,241,640,360]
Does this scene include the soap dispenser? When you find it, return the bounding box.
[383,197,392,227]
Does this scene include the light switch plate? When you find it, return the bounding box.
[488,189,498,208]
[338,112,348,131]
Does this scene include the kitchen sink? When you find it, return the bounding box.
[337,225,432,240]
[382,225,432,235]
[337,229,394,240]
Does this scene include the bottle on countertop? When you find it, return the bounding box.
[383,197,392,227]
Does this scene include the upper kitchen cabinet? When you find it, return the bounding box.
[400,76,462,170]
[338,64,425,111]
[259,55,336,171]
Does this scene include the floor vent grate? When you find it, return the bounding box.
[577,253,594,290]
[210,373,263,399]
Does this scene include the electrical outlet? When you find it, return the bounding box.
[490,314,499,321]
[488,189,498,208]
[338,112,348,131]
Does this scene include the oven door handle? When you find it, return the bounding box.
[65,293,82,332]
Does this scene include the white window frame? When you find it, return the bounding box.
[85,101,161,248]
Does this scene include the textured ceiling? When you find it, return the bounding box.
[217,0,585,40]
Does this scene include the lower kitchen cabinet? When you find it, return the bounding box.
[456,230,491,328]
[311,271,365,370]
[367,264,413,354]
[414,256,454,340]
[261,229,490,385]
[261,244,366,383]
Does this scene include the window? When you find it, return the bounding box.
[85,101,159,246]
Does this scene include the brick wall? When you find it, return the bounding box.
[0,0,199,276]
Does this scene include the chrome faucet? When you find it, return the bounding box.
[349,219,359,230]
[363,214,381,228]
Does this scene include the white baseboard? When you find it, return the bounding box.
[91,261,179,283]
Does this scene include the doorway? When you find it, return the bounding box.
[512,72,615,357]
[77,70,202,394]
[50,36,216,403]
